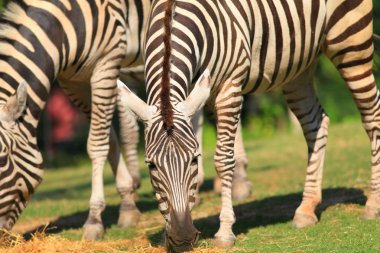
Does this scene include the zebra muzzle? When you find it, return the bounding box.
[165,210,200,252]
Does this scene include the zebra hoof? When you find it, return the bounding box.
[213,235,235,248]
[232,178,252,201]
[363,205,380,220]
[82,223,104,241]
[292,212,318,228]
[117,208,141,228]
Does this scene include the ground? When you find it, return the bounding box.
[1,121,380,252]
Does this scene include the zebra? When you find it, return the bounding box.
[0,0,152,241]
[118,0,379,251]
[119,66,252,202]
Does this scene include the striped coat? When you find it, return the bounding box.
[0,0,151,240]
[120,0,379,251]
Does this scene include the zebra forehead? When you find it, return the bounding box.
[146,131,197,161]
[149,117,196,138]
[145,116,199,161]
[147,134,197,154]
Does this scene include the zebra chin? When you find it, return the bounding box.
[165,210,200,252]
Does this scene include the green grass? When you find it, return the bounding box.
[13,121,380,252]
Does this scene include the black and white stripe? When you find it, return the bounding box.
[0,0,151,240]
[126,0,379,250]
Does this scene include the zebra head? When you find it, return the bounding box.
[118,70,211,251]
[0,81,43,230]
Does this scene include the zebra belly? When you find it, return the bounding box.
[243,53,320,95]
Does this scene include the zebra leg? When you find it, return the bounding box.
[58,82,104,240]
[354,79,380,220]
[81,70,119,240]
[282,68,330,229]
[339,75,380,219]
[117,94,140,190]
[214,120,251,201]
[231,119,251,200]
[192,109,204,206]
[327,49,380,219]
[213,82,243,247]
[60,81,139,238]
[323,1,379,219]
[108,127,141,228]
[59,81,140,240]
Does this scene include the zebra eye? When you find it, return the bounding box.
[191,157,198,166]
[147,162,156,170]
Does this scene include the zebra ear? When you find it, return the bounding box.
[117,79,156,122]
[178,69,211,119]
[0,81,27,122]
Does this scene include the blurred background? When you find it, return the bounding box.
[0,0,379,167]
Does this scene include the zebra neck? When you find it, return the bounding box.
[0,64,52,139]
[146,0,198,106]
[0,1,63,136]
[0,43,54,135]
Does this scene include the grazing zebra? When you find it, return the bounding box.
[0,0,152,240]
[119,0,379,251]
[119,66,252,201]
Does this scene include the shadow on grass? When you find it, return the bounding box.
[30,177,110,202]
[23,187,366,245]
[147,187,366,246]
[199,178,215,192]
[22,197,158,240]
[31,175,152,202]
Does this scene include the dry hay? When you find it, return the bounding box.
[0,228,233,253]
[2,190,237,252]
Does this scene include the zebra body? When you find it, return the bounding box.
[0,0,151,239]
[119,0,378,251]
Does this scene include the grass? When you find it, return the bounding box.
[3,120,380,252]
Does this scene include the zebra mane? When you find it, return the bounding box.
[160,0,175,134]
[0,2,31,100]
[0,1,25,23]
[0,2,36,53]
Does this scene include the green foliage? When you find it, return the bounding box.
[243,92,289,138]
[315,56,361,123]
[374,1,380,35]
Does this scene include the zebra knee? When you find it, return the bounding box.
[117,187,134,202]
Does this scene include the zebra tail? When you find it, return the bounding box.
[374,33,380,42]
